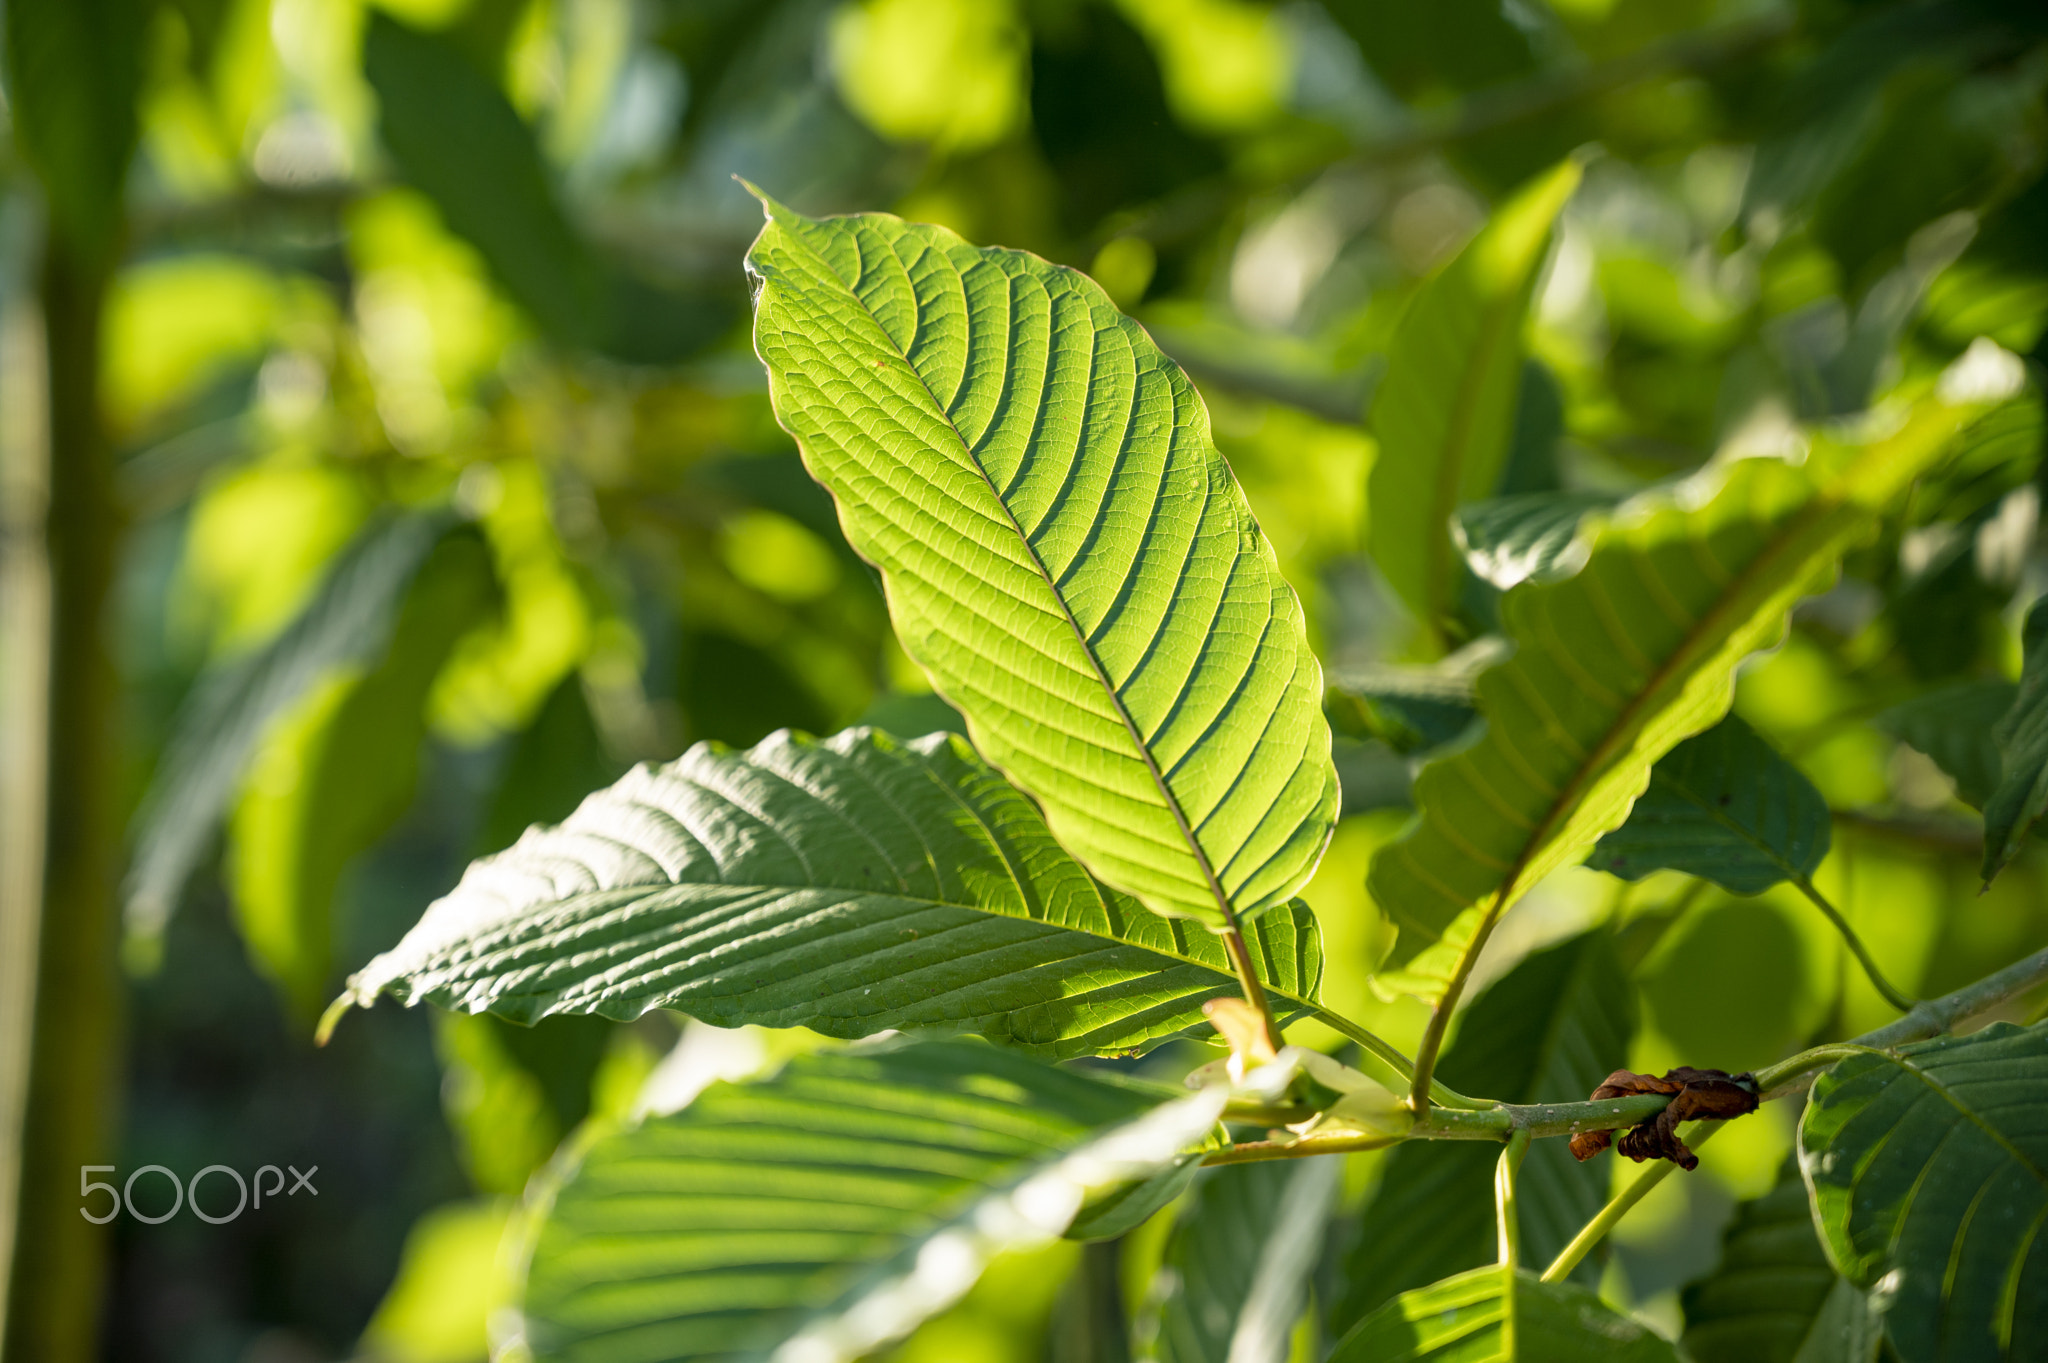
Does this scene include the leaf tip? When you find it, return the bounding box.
[314,993,355,1047]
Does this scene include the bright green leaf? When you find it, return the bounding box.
[744,195,1337,928]
[1366,160,1581,642]
[1371,372,2017,1003]
[1146,1158,1340,1363]
[1325,1263,1680,1363]
[1799,1021,2048,1363]
[1333,930,1633,1331]
[1874,679,2014,811]
[519,1037,1225,1363]
[126,512,460,959]
[337,727,1329,1061]
[1681,1160,1882,1363]
[1588,714,1831,896]
[1982,598,2048,884]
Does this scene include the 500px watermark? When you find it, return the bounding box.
[79,1164,318,1224]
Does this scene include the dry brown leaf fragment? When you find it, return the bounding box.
[1567,1066,1759,1170]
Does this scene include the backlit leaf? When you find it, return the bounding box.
[337,727,1328,1061]
[745,195,1337,928]
[1325,1264,1679,1363]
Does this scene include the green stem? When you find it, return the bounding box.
[1304,1006,1490,1110]
[1496,1129,1531,1268]
[1791,874,1914,1012]
[1540,1122,1723,1283]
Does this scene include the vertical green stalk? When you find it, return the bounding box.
[1495,1129,1530,1269]
[1,233,125,1363]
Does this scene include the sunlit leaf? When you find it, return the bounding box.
[744,195,1337,928]
[126,511,459,957]
[337,727,1326,1059]
[363,11,605,345]
[1366,160,1580,642]
[1454,491,1616,592]
[1681,1160,1882,1363]
[1333,930,1633,1331]
[1874,679,2014,811]
[1982,598,2048,884]
[1799,1021,2048,1363]
[1370,371,2016,1002]
[1325,1263,1679,1363]
[1146,1158,1340,1363]
[1589,714,1831,896]
[519,1037,1225,1363]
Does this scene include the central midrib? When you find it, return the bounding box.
[773,222,1242,927]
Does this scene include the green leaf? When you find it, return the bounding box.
[363,12,605,345]
[1982,598,2048,884]
[1874,679,2014,811]
[1370,376,2014,1003]
[1799,1021,2048,1363]
[229,528,497,1021]
[1328,665,1482,757]
[1146,1158,1340,1363]
[1366,161,1581,642]
[337,727,1327,1060]
[1681,1160,1882,1363]
[1325,1264,1680,1363]
[1588,714,1830,896]
[1333,930,1634,1331]
[519,1036,1225,1363]
[3,0,145,255]
[744,195,1337,928]
[125,511,459,958]
[1453,492,1617,592]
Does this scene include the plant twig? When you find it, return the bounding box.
[1791,874,1915,1012]
[1496,1130,1531,1268]
[1303,1007,1490,1111]
[1539,1123,1721,1283]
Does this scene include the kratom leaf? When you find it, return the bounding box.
[1146,1158,1341,1363]
[335,727,1330,1062]
[228,529,497,1023]
[1588,714,1831,896]
[363,12,605,345]
[1681,1160,1882,1363]
[745,194,1338,928]
[1328,667,1480,757]
[1325,1264,1679,1363]
[1366,160,1581,642]
[1800,1021,2048,1363]
[1454,491,1617,592]
[1333,930,1633,1331]
[519,1037,1225,1363]
[1370,371,2016,1003]
[1982,598,2048,884]
[125,511,458,956]
[1874,679,2014,811]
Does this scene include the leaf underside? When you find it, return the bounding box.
[1371,394,1988,1001]
[521,1038,1217,1363]
[1325,1264,1679,1363]
[341,727,1322,1058]
[1589,713,1831,896]
[1800,1021,2048,1363]
[1874,678,2013,811]
[746,197,1337,927]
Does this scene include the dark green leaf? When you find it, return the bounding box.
[1983,599,2048,884]
[1453,492,1616,592]
[1326,1264,1680,1363]
[477,674,624,857]
[363,12,605,345]
[1874,679,2014,811]
[1147,1158,1340,1363]
[338,727,1325,1059]
[1333,930,1634,1331]
[1327,666,1480,756]
[520,1037,1224,1363]
[1681,1160,1882,1363]
[3,0,145,255]
[126,511,459,955]
[1799,1021,2048,1363]
[1589,714,1831,896]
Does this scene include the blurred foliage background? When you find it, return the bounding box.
[0,0,2045,1358]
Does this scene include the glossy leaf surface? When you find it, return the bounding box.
[339,727,1324,1058]
[1326,1264,1679,1363]
[1453,491,1616,592]
[746,196,1338,927]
